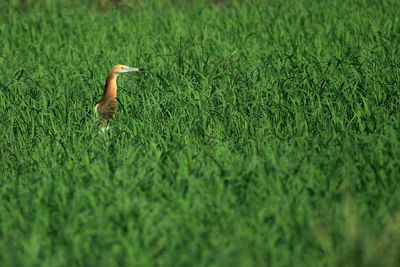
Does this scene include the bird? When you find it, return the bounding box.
[94,64,144,131]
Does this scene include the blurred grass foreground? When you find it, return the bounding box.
[1,0,400,266]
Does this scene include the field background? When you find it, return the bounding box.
[1,0,400,266]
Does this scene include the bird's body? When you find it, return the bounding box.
[94,64,144,131]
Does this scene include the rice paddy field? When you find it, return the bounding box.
[1,0,400,266]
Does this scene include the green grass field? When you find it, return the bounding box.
[1,0,400,266]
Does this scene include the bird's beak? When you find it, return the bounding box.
[125,67,145,72]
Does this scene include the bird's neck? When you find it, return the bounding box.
[103,72,119,100]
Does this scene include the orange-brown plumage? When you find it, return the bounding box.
[94,64,144,130]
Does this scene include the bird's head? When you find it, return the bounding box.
[111,64,145,74]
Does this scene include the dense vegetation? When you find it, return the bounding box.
[1,0,399,266]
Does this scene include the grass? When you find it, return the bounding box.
[1,0,400,266]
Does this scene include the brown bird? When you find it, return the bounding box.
[94,64,144,131]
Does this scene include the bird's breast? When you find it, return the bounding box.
[94,100,116,121]
[94,103,100,113]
